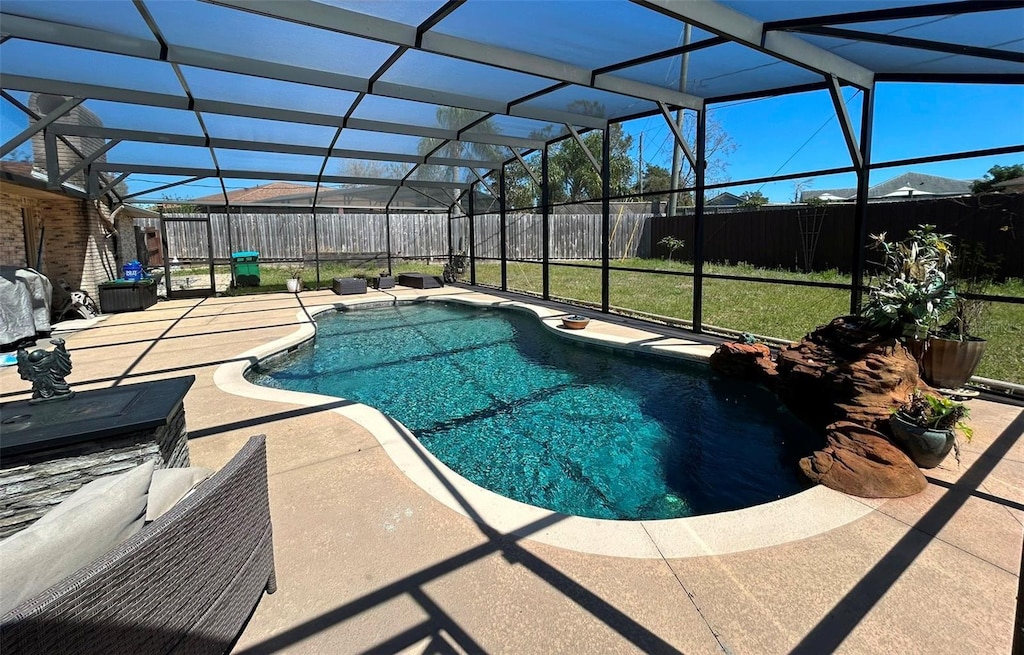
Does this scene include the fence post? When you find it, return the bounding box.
[692,107,707,333]
[850,86,875,315]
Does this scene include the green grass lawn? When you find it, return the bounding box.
[218,261,449,294]
[475,258,1023,384]
[190,257,1022,384]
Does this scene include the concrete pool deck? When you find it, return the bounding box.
[1,286,1020,654]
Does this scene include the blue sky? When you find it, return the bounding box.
[627,82,1024,202]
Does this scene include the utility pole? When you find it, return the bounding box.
[667,24,692,218]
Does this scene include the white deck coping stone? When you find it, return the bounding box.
[213,288,875,558]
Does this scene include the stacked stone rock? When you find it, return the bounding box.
[710,316,931,498]
[0,405,189,538]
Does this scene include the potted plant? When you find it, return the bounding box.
[285,267,303,293]
[889,390,973,468]
[373,269,395,290]
[921,242,992,389]
[862,224,956,346]
[561,314,590,330]
[453,251,467,274]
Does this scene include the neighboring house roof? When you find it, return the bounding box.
[800,172,972,202]
[993,175,1024,192]
[707,192,744,206]
[0,160,34,177]
[190,181,314,205]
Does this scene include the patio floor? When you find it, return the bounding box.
[1,287,1020,654]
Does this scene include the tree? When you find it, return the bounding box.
[639,164,691,205]
[414,107,503,186]
[658,235,685,262]
[971,163,1024,194]
[666,113,737,207]
[739,190,768,207]
[546,122,634,203]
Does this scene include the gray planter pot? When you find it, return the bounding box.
[888,412,955,468]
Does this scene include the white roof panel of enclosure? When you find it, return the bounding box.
[0,0,1020,209]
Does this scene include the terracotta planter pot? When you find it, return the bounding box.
[921,336,986,389]
[889,412,955,469]
[561,316,590,330]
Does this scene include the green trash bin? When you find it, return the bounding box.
[231,251,260,287]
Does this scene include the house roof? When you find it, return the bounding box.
[800,172,972,202]
[993,176,1024,191]
[190,182,315,205]
[706,192,745,206]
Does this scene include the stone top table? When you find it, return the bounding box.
[0,375,195,537]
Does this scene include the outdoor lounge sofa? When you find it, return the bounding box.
[0,435,276,655]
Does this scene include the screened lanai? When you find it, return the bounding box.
[2,0,1023,377]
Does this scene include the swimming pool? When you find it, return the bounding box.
[249,302,814,520]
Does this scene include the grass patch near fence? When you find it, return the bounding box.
[219,261,447,295]
[475,259,1023,384]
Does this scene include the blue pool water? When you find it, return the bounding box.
[249,302,814,520]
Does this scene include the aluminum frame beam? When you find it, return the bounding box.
[764,1,1024,31]
[1,12,608,129]
[634,0,875,89]
[49,123,505,170]
[0,95,83,158]
[207,0,704,110]
[657,101,696,169]
[98,171,131,197]
[55,139,121,188]
[1,75,547,151]
[122,175,206,201]
[468,167,498,199]
[564,124,602,176]
[825,75,863,171]
[92,164,473,189]
[794,26,1024,64]
[509,148,541,188]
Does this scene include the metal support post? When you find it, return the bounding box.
[468,182,476,285]
[542,146,550,300]
[385,209,393,276]
[601,126,611,313]
[499,165,508,291]
[850,85,875,315]
[692,107,707,333]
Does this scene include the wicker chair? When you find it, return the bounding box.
[0,435,276,654]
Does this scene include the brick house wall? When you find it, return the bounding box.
[0,185,119,303]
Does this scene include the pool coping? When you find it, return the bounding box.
[213,289,877,559]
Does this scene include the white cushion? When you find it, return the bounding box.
[146,466,214,522]
[0,460,155,616]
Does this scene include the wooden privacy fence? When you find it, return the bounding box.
[147,210,654,263]
[145,195,1021,276]
[469,212,652,260]
[650,195,1024,278]
[145,212,452,262]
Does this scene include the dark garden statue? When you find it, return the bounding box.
[17,338,75,403]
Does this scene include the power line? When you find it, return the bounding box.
[757,89,863,192]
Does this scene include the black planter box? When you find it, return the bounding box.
[332,277,368,295]
[98,279,158,313]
